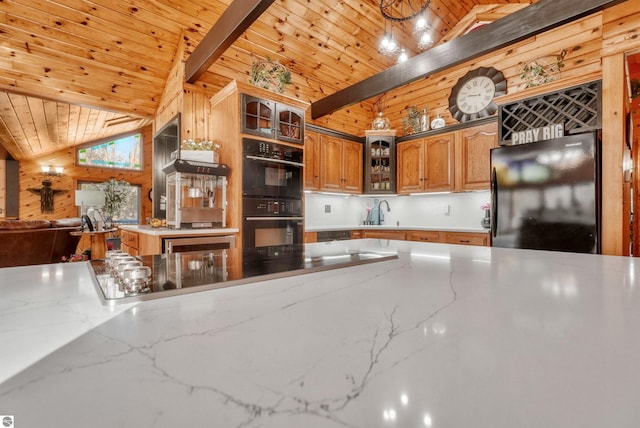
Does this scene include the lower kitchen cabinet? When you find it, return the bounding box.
[304,231,318,243]
[406,230,440,243]
[440,231,489,246]
[362,230,407,240]
[120,230,140,255]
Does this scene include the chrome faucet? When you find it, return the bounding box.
[378,199,391,225]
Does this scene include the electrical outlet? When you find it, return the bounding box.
[444,204,450,216]
[324,204,331,213]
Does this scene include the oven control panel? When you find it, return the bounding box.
[244,198,303,216]
[243,139,303,163]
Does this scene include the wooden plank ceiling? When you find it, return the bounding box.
[0,0,537,160]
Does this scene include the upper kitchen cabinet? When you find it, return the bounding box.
[397,133,455,194]
[397,121,497,195]
[319,135,362,194]
[304,131,321,191]
[242,94,304,144]
[364,131,396,194]
[456,122,498,190]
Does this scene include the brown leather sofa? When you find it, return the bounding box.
[0,218,83,268]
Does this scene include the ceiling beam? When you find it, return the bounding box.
[311,0,627,119]
[185,0,275,84]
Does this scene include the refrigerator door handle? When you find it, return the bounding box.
[491,167,498,238]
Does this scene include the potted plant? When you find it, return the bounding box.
[402,105,422,135]
[101,178,131,227]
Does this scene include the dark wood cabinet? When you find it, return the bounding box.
[364,132,396,194]
[242,94,304,144]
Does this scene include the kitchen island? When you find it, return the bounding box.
[1,240,639,427]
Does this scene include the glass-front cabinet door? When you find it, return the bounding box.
[276,104,304,144]
[365,134,396,194]
[242,95,275,139]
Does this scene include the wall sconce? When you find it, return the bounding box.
[41,165,65,176]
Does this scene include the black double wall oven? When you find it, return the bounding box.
[242,139,304,248]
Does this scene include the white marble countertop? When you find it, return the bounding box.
[306,224,488,233]
[1,240,640,427]
[119,224,238,236]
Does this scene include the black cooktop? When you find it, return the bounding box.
[90,243,398,305]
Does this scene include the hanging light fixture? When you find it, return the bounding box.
[378,0,433,59]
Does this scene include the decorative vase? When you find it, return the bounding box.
[371,111,391,130]
[431,114,445,129]
[420,108,429,131]
[481,209,491,229]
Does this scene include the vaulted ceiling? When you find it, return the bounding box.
[0,0,540,161]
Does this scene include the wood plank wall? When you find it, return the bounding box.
[16,125,154,222]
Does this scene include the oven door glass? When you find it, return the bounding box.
[243,217,303,248]
[243,157,302,198]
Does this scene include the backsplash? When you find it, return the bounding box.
[305,191,491,230]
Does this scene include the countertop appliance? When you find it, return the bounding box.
[490,131,601,253]
[89,243,398,304]
[163,160,229,229]
[242,139,304,248]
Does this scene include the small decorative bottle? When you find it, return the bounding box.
[420,108,429,132]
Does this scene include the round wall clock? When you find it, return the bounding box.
[448,67,506,123]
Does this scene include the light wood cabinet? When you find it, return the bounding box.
[456,122,498,190]
[362,230,407,240]
[407,230,440,243]
[397,133,455,194]
[120,230,140,256]
[350,230,363,239]
[304,131,321,190]
[319,135,362,194]
[397,122,497,194]
[440,231,488,246]
[304,231,318,243]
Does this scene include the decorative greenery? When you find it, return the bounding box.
[181,139,221,151]
[402,105,422,134]
[521,50,566,88]
[249,56,292,94]
[101,178,131,221]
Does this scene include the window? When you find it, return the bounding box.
[77,132,142,171]
[78,181,140,225]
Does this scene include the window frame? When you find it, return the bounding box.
[76,131,144,172]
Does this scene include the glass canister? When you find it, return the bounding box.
[371,111,391,130]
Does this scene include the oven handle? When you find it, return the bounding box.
[245,216,304,221]
[245,155,304,168]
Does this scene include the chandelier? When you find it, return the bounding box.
[378,0,433,61]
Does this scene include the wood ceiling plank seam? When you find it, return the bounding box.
[0,28,171,90]
[1,9,176,73]
[255,14,391,82]
[74,107,92,145]
[0,73,159,116]
[47,0,182,45]
[25,96,49,153]
[233,33,383,90]
[0,20,172,78]
[6,94,37,157]
[67,104,81,147]
[6,0,179,59]
[267,3,401,65]
[0,45,164,95]
[0,94,27,159]
[0,60,161,108]
[243,20,394,75]
[42,99,61,148]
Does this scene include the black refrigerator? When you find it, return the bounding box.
[490,131,601,254]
